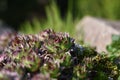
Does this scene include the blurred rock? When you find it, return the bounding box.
[0,20,13,34]
[0,21,14,52]
[76,16,120,52]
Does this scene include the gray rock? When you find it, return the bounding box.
[0,20,13,34]
[76,16,120,52]
[0,20,14,51]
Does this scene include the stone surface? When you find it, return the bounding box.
[0,20,12,34]
[0,21,14,51]
[76,16,120,52]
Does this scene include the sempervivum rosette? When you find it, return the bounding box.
[0,29,75,80]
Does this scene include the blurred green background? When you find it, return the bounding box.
[0,0,120,35]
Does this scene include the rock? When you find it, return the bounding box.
[0,20,14,51]
[76,16,120,52]
[0,20,13,34]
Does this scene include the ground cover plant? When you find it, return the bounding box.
[1,0,120,80]
[0,29,120,80]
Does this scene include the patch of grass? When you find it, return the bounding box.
[20,0,75,37]
[73,0,120,20]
